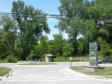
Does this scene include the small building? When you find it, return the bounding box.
[45,54,53,62]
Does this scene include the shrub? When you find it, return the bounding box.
[53,56,69,62]
[53,56,89,62]
[101,48,112,57]
[1,59,8,63]
[1,55,18,63]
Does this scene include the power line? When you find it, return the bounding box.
[0,11,97,21]
[0,12,112,24]
[0,12,65,17]
[0,12,67,20]
[0,12,82,21]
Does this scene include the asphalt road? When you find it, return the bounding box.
[0,62,112,84]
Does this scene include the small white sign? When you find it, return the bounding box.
[69,57,72,61]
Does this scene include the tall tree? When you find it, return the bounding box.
[68,18,85,56]
[11,0,49,60]
[58,0,87,56]
[58,0,112,56]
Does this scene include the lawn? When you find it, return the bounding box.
[70,66,84,70]
[86,67,112,78]
[19,62,57,65]
[0,67,11,76]
[70,66,112,78]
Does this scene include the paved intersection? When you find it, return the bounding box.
[0,62,112,84]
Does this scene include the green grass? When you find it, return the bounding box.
[86,67,112,78]
[70,66,112,78]
[19,62,57,65]
[70,66,84,70]
[0,67,11,76]
[53,57,89,62]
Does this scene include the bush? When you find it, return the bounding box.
[53,56,89,62]
[100,48,112,57]
[98,51,104,60]
[0,55,18,63]
[28,50,35,60]
[28,50,39,60]
[53,56,69,62]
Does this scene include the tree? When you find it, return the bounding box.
[29,35,48,61]
[53,34,64,57]
[0,16,17,60]
[58,0,112,57]
[47,40,55,55]
[78,37,89,56]
[11,0,49,60]
[62,41,73,57]
[58,0,88,56]
[68,18,85,56]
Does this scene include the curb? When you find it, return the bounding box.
[68,68,89,77]
[0,69,13,81]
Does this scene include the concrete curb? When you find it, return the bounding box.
[67,68,89,77]
[68,67,112,81]
[0,69,13,81]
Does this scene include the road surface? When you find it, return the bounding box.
[0,62,112,84]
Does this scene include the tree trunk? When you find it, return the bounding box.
[72,40,78,56]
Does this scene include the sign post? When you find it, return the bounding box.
[69,57,72,66]
[89,42,98,66]
[84,42,105,72]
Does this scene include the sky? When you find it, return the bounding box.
[0,0,68,40]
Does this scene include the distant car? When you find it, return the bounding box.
[98,57,112,64]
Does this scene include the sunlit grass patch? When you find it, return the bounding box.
[0,67,11,76]
[70,66,112,78]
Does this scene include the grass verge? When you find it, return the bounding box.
[0,67,11,76]
[19,62,57,65]
[70,66,84,70]
[70,66,112,78]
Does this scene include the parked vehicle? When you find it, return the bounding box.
[98,57,112,64]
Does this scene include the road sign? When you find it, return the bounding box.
[89,42,98,66]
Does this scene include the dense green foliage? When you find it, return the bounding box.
[0,0,49,62]
[58,0,112,58]
[0,0,112,62]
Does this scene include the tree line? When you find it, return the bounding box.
[0,0,112,62]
